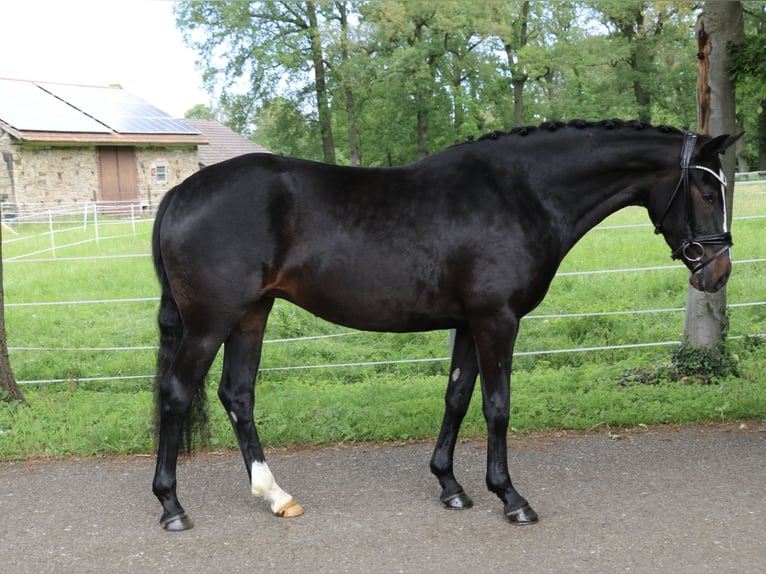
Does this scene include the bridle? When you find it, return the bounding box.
[653,132,732,274]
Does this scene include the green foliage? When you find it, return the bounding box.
[620,344,739,386]
[253,97,323,160]
[184,103,217,120]
[175,0,709,165]
[728,35,766,91]
[669,342,740,383]
[728,2,766,93]
[729,2,766,169]
[620,335,763,387]
[586,1,698,125]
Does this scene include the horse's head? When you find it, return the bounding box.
[651,131,743,293]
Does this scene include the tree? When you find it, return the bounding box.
[333,0,362,165]
[481,0,535,127]
[175,0,337,163]
[184,104,217,120]
[306,0,337,163]
[253,97,323,158]
[594,0,656,122]
[728,1,766,170]
[360,0,518,157]
[362,0,449,159]
[174,1,710,166]
[0,226,25,405]
[683,0,744,349]
[587,0,699,125]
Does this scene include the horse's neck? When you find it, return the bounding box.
[564,176,641,241]
[543,136,676,249]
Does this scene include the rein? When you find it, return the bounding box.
[653,132,732,273]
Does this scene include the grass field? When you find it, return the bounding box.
[1,186,764,459]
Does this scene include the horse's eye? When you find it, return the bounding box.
[701,193,715,205]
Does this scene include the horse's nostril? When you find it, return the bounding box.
[713,272,730,292]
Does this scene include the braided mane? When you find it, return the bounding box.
[465,119,683,145]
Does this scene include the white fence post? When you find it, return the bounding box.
[48,210,56,258]
[93,202,100,246]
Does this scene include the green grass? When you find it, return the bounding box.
[1,190,765,460]
[2,352,764,459]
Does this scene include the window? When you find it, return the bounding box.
[153,163,167,185]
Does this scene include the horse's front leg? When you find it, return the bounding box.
[473,315,539,525]
[430,326,479,509]
[218,300,303,518]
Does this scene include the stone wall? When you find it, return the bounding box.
[135,147,199,210]
[0,130,17,207]
[0,129,198,216]
[2,141,99,206]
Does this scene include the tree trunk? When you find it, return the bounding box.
[451,62,465,134]
[506,0,530,127]
[0,225,25,404]
[630,10,652,123]
[684,2,744,348]
[511,78,526,127]
[416,105,429,160]
[307,1,336,165]
[337,1,361,166]
[631,51,652,123]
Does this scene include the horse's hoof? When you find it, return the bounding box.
[441,490,474,510]
[161,512,194,531]
[274,499,304,518]
[505,503,539,525]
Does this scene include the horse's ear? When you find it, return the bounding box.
[700,132,744,157]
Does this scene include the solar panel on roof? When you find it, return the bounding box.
[0,78,111,133]
[39,83,199,135]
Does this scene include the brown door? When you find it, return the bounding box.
[98,147,138,202]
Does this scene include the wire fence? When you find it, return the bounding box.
[4,191,766,386]
[735,171,766,184]
[8,294,766,381]
[2,199,154,224]
[2,200,152,261]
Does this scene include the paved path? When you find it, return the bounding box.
[1,422,764,574]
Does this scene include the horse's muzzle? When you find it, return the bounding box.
[689,248,731,293]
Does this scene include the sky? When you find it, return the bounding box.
[1,0,211,118]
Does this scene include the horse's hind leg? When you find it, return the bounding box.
[430,326,479,510]
[153,333,222,531]
[218,299,303,518]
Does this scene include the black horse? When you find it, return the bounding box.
[151,119,740,531]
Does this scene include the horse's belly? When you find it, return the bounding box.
[307,300,460,333]
[272,266,461,332]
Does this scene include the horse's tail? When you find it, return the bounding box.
[152,186,208,454]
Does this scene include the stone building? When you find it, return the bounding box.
[0,78,207,218]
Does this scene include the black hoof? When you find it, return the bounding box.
[440,490,474,510]
[161,512,194,531]
[505,503,539,525]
